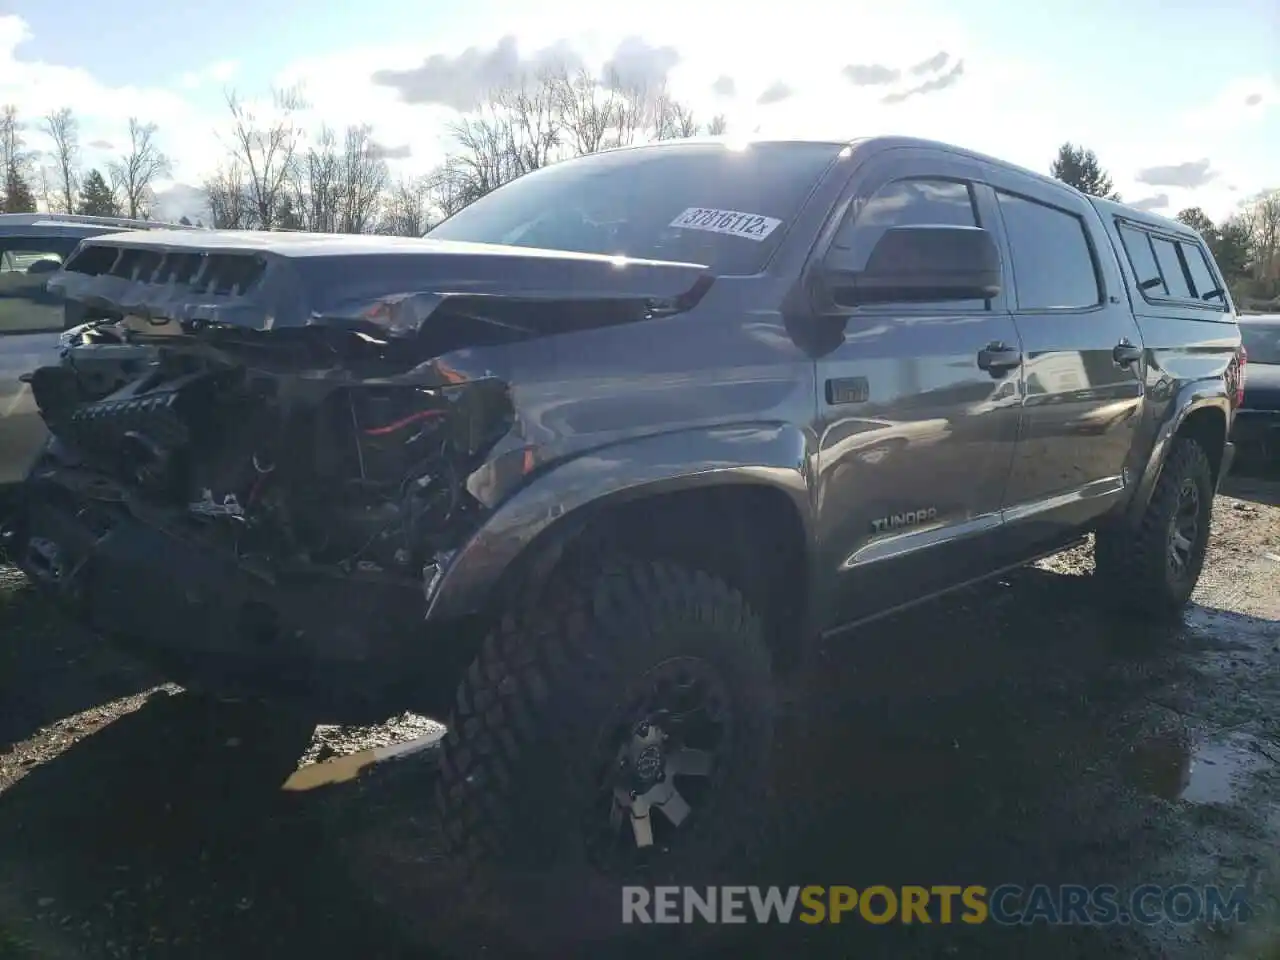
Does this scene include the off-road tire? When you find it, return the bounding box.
[428,558,775,958]
[1094,436,1214,616]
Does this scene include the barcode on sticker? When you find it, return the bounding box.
[668,207,782,242]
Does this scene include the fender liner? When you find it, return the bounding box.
[424,423,815,623]
[1124,380,1230,528]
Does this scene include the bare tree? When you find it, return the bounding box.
[555,67,623,156]
[37,166,53,212]
[495,71,564,174]
[224,86,306,230]
[282,123,388,233]
[426,157,483,218]
[42,107,80,213]
[288,125,342,232]
[0,105,26,174]
[336,124,388,233]
[0,105,36,213]
[203,160,251,229]
[1239,188,1280,281]
[380,176,433,236]
[435,69,706,211]
[705,114,729,136]
[650,87,698,141]
[201,70,709,229]
[607,73,650,148]
[443,106,523,203]
[108,118,171,219]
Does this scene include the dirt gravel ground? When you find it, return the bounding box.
[1,466,1279,958]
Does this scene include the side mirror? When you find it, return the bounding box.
[815,224,1001,309]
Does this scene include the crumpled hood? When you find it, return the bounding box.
[48,229,713,339]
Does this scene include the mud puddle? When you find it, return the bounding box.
[1127,731,1277,805]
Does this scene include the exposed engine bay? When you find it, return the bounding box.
[25,315,511,583]
[0,228,707,713]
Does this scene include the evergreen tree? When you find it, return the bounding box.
[273,193,303,231]
[1213,218,1254,280]
[76,168,121,216]
[1050,143,1120,200]
[2,165,36,212]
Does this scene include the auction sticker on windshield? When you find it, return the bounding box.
[669,208,782,242]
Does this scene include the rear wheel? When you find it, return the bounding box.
[1095,436,1214,616]
[428,558,775,957]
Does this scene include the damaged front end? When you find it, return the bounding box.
[1,231,710,711]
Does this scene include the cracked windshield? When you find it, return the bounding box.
[0,1,1277,958]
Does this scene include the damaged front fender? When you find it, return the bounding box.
[423,422,815,623]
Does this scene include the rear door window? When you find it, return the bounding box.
[996,190,1101,309]
[0,238,78,333]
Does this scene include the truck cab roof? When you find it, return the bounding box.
[1084,195,1201,239]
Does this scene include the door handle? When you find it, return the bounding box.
[1113,341,1143,367]
[977,342,1021,377]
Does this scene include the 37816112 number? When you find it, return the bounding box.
[668,207,783,242]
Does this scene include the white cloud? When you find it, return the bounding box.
[1130,194,1170,213]
[209,60,239,83]
[1136,159,1218,189]
[1181,74,1277,132]
[180,59,240,90]
[0,9,1272,226]
[756,81,795,106]
[0,14,218,199]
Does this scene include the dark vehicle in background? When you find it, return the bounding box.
[0,213,200,490]
[1233,313,1280,463]
[0,137,1243,956]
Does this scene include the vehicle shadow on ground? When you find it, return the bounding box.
[0,689,410,959]
[0,571,159,755]
[0,564,1268,959]
[323,567,1239,958]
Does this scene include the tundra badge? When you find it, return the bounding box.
[871,508,939,533]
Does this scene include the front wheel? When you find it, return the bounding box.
[1094,436,1215,616]
[429,559,775,957]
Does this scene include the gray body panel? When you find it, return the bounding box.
[409,137,1240,637]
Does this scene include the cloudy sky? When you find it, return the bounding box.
[1,0,1276,222]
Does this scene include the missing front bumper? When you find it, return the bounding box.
[3,471,470,711]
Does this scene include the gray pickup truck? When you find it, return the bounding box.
[0,137,1244,955]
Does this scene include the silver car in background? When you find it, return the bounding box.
[0,214,198,488]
